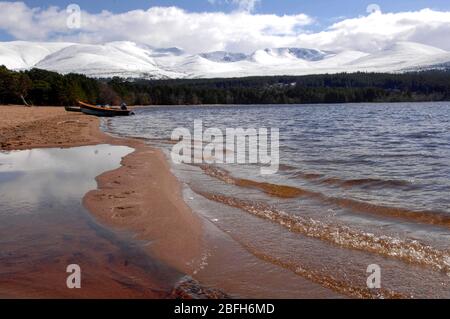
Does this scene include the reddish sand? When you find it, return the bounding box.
[0,106,105,150]
[0,105,213,298]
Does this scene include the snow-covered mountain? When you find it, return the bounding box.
[1,41,449,79]
[199,51,247,63]
[0,41,72,69]
[34,42,184,79]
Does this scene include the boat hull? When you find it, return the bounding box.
[78,101,132,117]
[65,106,82,113]
[81,107,126,117]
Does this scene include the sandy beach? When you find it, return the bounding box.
[0,105,219,298]
[5,104,447,299]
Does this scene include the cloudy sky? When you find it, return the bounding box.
[1,0,450,53]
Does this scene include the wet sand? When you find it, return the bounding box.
[0,105,209,298]
[0,107,204,266]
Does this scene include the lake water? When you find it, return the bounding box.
[103,102,450,298]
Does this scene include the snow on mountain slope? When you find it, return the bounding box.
[249,49,299,65]
[264,48,331,61]
[347,42,450,71]
[170,55,243,78]
[313,51,369,68]
[0,41,73,70]
[35,41,183,79]
[200,51,247,63]
[0,40,449,79]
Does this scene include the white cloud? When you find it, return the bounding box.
[0,2,449,53]
[0,2,311,53]
[0,2,68,39]
[296,9,450,52]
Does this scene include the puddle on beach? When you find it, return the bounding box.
[0,145,181,298]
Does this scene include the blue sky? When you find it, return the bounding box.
[1,1,450,53]
[15,0,450,19]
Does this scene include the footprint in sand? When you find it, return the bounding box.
[112,206,139,219]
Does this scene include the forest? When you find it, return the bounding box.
[1,65,450,106]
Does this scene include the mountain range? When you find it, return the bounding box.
[1,41,450,79]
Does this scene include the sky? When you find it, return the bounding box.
[1,0,450,53]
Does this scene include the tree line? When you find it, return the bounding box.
[1,65,450,106]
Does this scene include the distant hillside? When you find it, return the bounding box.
[1,66,450,106]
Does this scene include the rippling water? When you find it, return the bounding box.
[103,102,450,298]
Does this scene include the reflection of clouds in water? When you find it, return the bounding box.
[0,144,132,174]
[0,171,24,183]
[0,145,133,214]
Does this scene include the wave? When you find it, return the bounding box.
[195,190,450,275]
[292,173,411,189]
[139,137,179,145]
[403,131,443,139]
[242,244,406,299]
[291,171,325,180]
[277,164,298,172]
[198,164,314,198]
[290,169,412,189]
[317,177,411,188]
[326,197,450,227]
[198,165,450,228]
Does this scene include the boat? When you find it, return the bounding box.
[78,101,133,117]
[64,106,82,113]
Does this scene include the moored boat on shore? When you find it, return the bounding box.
[78,101,133,117]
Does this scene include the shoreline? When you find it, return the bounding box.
[82,132,207,278]
[0,105,222,298]
[2,101,450,298]
[0,105,345,299]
